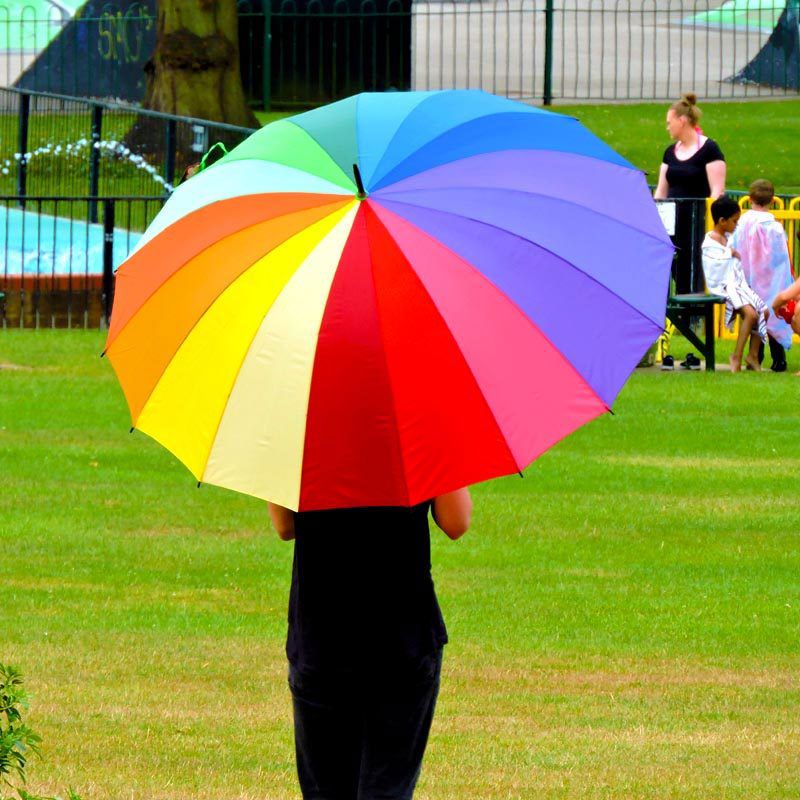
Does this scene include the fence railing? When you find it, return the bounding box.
[4,193,800,332]
[0,195,162,328]
[2,2,799,108]
[0,87,256,211]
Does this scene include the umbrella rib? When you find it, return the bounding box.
[134,161,356,254]
[368,208,525,478]
[366,92,457,191]
[370,197,668,330]
[109,197,351,352]
[364,219,413,507]
[128,206,346,439]
[375,185,672,248]
[369,111,632,191]
[279,120,357,192]
[371,201,619,423]
[196,204,357,501]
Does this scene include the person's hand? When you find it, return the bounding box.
[730,248,741,260]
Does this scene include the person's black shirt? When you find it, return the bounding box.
[662,138,725,198]
[286,502,448,672]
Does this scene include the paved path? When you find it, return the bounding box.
[411,0,797,102]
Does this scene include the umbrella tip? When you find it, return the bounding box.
[100,350,106,358]
[197,481,202,489]
[129,427,135,433]
[518,470,524,478]
[352,163,366,199]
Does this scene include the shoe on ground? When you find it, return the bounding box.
[660,355,675,371]
[771,361,788,373]
[680,353,702,370]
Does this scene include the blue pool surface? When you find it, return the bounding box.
[1,206,142,276]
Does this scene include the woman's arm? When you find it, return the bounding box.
[706,160,726,199]
[653,164,669,200]
[432,488,472,540]
[268,503,295,541]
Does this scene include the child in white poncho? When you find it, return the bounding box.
[730,179,794,371]
[702,196,768,372]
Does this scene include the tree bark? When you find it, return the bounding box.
[143,0,258,128]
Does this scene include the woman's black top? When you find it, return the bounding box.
[286,502,448,672]
[662,138,725,198]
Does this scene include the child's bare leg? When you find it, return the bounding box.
[746,333,763,371]
[731,307,756,372]
[740,307,761,371]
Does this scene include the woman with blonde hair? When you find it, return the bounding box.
[655,93,727,294]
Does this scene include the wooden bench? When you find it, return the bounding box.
[666,293,725,371]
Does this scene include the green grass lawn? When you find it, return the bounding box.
[1,330,799,799]
[556,100,800,196]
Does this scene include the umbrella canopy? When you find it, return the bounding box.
[106,90,673,511]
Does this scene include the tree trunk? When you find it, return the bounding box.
[143,0,258,128]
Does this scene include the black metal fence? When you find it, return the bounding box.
[655,198,707,295]
[2,2,799,107]
[0,195,163,328]
[411,0,800,103]
[0,87,256,214]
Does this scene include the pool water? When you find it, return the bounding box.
[1,205,141,276]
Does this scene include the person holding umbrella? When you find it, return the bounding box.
[269,489,471,799]
[104,90,674,798]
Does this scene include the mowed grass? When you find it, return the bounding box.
[556,99,800,196]
[1,331,800,799]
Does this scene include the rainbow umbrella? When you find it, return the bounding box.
[106,90,673,511]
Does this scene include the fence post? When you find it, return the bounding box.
[165,118,177,189]
[88,104,103,223]
[102,199,115,328]
[262,1,272,110]
[17,93,30,207]
[543,0,554,106]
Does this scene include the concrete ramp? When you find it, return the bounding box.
[733,0,800,89]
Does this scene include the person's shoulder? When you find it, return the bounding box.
[702,232,728,251]
[662,143,676,162]
[702,138,725,161]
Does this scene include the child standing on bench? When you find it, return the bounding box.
[730,179,794,371]
[702,196,769,373]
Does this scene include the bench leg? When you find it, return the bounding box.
[666,306,718,371]
[704,304,716,372]
[666,311,706,362]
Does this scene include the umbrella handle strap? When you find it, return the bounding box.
[199,142,229,172]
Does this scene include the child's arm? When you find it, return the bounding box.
[772,278,800,314]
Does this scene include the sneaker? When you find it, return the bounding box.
[771,361,788,373]
[660,355,675,371]
[680,353,702,370]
